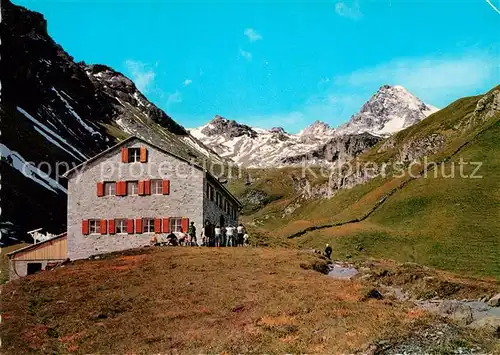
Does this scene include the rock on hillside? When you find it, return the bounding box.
[0,0,222,243]
[281,133,381,165]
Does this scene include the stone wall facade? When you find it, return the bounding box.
[67,140,205,259]
[203,178,239,228]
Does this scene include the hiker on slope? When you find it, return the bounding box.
[324,244,333,260]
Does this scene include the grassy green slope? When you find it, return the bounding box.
[293,121,500,277]
[230,87,500,277]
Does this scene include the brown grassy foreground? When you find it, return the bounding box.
[2,247,499,354]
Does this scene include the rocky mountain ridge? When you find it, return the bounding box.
[191,85,438,168]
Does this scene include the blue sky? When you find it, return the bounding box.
[16,0,500,133]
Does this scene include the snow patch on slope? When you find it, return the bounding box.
[17,106,88,160]
[0,143,67,194]
[51,87,102,136]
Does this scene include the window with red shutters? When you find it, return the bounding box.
[114,219,127,234]
[89,219,101,234]
[169,218,183,232]
[127,181,139,196]
[104,182,115,196]
[127,148,141,163]
[142,218,154,233]
[151,180,162,195]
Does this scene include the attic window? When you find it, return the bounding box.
[128,148,141,163]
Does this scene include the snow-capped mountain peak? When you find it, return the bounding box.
[299,120,335,137]
[199,115,258,139]
[337,85,438,136]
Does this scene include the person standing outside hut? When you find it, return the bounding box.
[220,225,227,248]
[187,221,197,246]
[226,225,235,247]
[203,221,214,247]
[214,225,222,247]
[237,223,245,247]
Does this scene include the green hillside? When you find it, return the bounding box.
[230,86,500,277]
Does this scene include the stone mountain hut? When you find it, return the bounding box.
[63,136,241,260]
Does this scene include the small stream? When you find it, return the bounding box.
[326,261,500,324]
[327,262,359,279]
[416,299,500,321]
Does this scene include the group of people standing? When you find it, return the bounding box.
[152,221,249,247]
[199,221,248,247]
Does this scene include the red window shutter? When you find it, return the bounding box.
[108,219,116,234]
[115,181,122,196]
[154,218,161,233]
[162,218,170,233]
[162,180,170,195]
[181,218,189,233]
[138,181,145,195]
[121,147,128,163]
[97,182,104,197]
[135,218,143,233]
[116,181,127,196]
[140,146,148,163]
[82,220,89,235]
[144,180,151,195]
[127,219,134,234]
[100,220,107,234]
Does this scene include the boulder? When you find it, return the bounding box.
[487,293,500,307]
[361,288,384,301]
[437,301,473,326]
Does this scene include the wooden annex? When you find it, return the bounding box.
[7,233,68,280]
